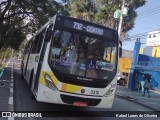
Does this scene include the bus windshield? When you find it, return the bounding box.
[48,29,117,80]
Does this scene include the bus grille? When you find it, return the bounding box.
[60,94,101,106]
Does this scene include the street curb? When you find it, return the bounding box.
[116,94,160,112]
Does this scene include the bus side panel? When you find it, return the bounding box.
[36,68,117,108]
[25,54,36,84]
[30,54,40,91]
[36,83,59,104]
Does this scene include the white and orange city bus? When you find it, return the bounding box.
[21,14,120,108]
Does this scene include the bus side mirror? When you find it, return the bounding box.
[119,41,122,57]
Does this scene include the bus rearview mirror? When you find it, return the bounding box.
[119,47,122,57]
[119,41,122,57]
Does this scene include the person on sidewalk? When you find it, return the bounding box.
[142,74,151,98]
[137,71,144,93]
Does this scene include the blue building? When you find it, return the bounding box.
[128,40,160,90]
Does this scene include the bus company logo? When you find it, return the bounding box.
[77,77,92,81]
[81,89,85,93]
[2,112,11,117]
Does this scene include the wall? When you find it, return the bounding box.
[138,54,160,89]
[118,57,131,73]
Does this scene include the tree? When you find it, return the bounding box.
[0,0,65,50]
[62,0,146,40]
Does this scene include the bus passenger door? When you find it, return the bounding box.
[29,30,46,93]
[33,24,53,93]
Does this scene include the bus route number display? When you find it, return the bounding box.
[73,21,104,36]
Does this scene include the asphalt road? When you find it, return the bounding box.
[1,67,159,120]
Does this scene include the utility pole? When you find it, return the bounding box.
[118,0,125,39]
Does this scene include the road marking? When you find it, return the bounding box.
[8,66,14,120]
[10,83,13,87]
[10,88,13,93]
[8,96,13,105]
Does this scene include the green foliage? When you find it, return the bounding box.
[63,0,146,38]
[0,0,65,50]
[0,48,12,65]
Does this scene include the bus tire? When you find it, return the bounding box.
[29,70,33,89]
[29,70,36,100]
[21,73,24,80]
[31,94,36,100]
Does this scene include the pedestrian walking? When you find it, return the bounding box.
[142,74,151,98]
[136,71,144,92]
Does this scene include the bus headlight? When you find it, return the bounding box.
[44,73,58,91]
[104,83,117,97]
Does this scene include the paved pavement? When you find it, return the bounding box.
[116,85,160,111]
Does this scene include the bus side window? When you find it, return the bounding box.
[31,29,46,54]
[36,29,46,53]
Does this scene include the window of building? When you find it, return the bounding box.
[153,34,156,38]
[148,35,151,38]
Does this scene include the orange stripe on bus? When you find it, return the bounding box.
[62,83,67,91]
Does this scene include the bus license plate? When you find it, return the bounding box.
[73,101,88,107]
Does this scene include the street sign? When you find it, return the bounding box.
[114,9,121,19]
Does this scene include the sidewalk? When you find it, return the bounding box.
[116,85,160,111]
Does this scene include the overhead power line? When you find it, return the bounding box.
[130,25,160,33]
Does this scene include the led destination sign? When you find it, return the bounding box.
[73,22,104,35]
[64,19,113,38]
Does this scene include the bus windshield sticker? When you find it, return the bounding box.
[79,63,86,70]
[96,61,113,71]
[64,20,104,36]
[87,60,96,69]
[52,48,61,56]
[60,60,73,67]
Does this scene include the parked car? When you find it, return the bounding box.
[117,72,128,86]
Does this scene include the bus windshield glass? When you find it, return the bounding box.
[48,29,117,80]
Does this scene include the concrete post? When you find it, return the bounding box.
[128,39,141,90]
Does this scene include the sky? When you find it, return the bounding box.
[122,0,160,51]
